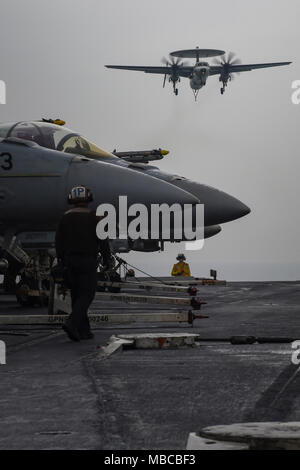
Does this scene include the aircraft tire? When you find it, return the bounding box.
[16,282,37,307]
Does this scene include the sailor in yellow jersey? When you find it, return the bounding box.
[171,253,191,277]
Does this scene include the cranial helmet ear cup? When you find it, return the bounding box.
[87,189,93,202]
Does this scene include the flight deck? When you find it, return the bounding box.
[0,279,300,449]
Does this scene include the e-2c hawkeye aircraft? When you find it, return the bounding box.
[0,119,250,302]
[106,47,292,100]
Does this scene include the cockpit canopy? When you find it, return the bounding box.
[0,121,116,160]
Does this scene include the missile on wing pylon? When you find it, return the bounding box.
[112,148,169,163]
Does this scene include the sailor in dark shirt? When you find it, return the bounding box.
[56,185,111,342]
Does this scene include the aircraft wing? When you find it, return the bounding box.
[209,61,292,76]
[105,65,193,77]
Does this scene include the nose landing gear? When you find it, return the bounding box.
[192,89,200,101]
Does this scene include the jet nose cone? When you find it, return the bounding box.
[211,191,251,224]
[231,200,251,220]
[170,179,251,225]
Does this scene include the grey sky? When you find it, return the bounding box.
[0,0,299,280]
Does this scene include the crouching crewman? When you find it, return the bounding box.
[171,253,191,277]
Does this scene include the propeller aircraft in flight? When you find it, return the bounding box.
[106,47,292,100]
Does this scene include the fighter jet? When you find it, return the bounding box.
[46,121,250,246]
[0,120,250,299]
[0,120,250,242]
[106,47,292,100]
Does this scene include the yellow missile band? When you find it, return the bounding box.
[161,149,169,156]
[53,119,66,126]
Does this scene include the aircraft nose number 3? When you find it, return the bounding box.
[0,152,12,170]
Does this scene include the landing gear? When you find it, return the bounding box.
[16,280,37,307]
[193,89,200,101]
[171,77,180,96]
[16,271,50,307]
[15,250,52,307]
[220,82,227,94]
[0,231,30,296]
[172,82,179,95]
[219,77,228,95]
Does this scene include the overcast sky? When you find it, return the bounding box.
[0,0,299,280]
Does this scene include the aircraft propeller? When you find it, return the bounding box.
[212,51,241,93]
[213,50,241,67]
[161,55,187,94]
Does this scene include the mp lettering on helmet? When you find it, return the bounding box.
[72,187,85,199]
[68,185,93,204]
[78,187,85,198]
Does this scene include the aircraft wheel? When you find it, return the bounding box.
[175,89,178,96]
[15,282,37,307]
